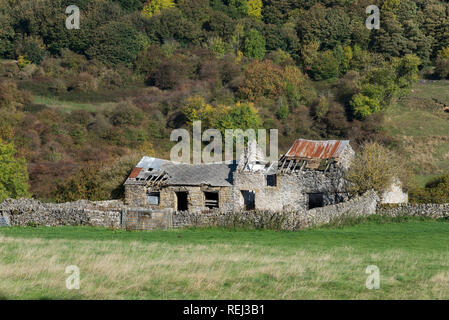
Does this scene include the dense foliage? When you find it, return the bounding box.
[0,0,448,201]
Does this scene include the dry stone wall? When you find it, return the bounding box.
[0,198,125,228]
[377,203,449,218]
[1,193,448,230]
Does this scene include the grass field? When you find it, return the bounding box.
[383,80,449,186]
[32,96,118,112]
[1,217,449,300]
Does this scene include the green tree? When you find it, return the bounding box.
[0,139,30,202]
[248,0,262,18]
[394,54,421,89]
[311,50,340,80]
[436,47,449,79]
[0,12,14,58]
[349,93,381,119]
[243,28,266,60]
[86,22,148,66]
[142,0,175,18]
[219,102,262,131]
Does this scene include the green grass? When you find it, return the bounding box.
[383,80,449,179]
[32,96,117,113]
[1,218,449,299]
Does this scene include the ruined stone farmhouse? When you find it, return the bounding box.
[124,138,407,213]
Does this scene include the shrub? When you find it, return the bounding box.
[347,142,409,196]
[109,103,144,126]
[14,36,46,64]
[0,81,27,111]
[276,101,289,120]
[148,54,195,89]
[69,72,98,92]
[142,0,175,18]
[60,49,87,71]
[435,47,449,79]
[0,139,31,202]
[410,174,449,204]
[311,50,340,80]
[54,166,106,202]
[86,22,147,66]
[243,29,266,60]
[238,60,284,101]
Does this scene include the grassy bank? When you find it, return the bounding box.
[1,218,449,299]
[383,80,449,185]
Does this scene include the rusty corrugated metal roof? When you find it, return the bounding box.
[129,167,143,179]
[285,139,350,159]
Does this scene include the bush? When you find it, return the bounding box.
[54,166,106,202]
[109,103,144,126]
[243,29,266,60]
[14,36,46,64]
[435,47,449,79]
[410,174,449,204]
[0,139,31,202]
[347,142,409,196]
[238,60,284,101]
[148,54,195,89]
[86,22,147,66]
[311,50,340,80]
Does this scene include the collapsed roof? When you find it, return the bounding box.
[125,156,237,187]
[125,139,352,187]
[279,139,351,172]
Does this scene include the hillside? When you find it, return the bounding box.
[383,80,449,186]
[0,0,449,202]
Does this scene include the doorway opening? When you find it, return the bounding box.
[176,192,188,211]
[241,190,255,210]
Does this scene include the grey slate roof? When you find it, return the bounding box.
[125,156,237,187]
[163,163,236,186]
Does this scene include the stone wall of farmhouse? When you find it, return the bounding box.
[125,184,234,213]
[233,170,349,212]
[173,191,380,230]
[125,184,147,207]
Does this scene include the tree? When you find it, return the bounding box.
[86,22,148,66]
[394,54,421,89]
[435,47,449,79]
[54,166,106,202]
[248,0,262,19]
[219,102,262,131]
[14,35,46,64]
[238,60,284,101]
[0,139,30,202]
[243,28,266,60]
[142,0,175,18]
[311,50,340,80]
[183,96,261,133]
[349,93,380,119]
[346,142,409,196]
[0,12,14,58]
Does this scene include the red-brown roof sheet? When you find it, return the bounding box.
[128,167,143,179]
[285,139,350,159]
